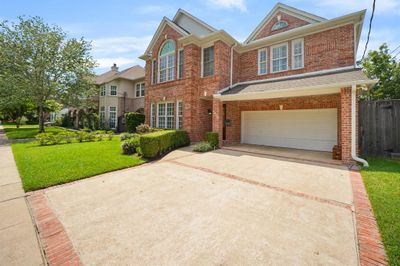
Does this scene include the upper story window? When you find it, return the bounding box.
[271,43,288,73]
[272,21,288,31]
[151,59,157,84]
[159,40,175,83]
[110,85,117,96]
[258,48,267,75]
[178,49,184,79]
[100,85,106,96]
[292,39,304,69]
[135,82,145,97]
[202,46,214,77]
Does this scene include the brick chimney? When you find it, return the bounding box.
[111,63,118,72]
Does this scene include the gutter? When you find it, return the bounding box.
[351,84,368,167]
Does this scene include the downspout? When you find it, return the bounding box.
[351,84,368,167]
[230,42,238,87]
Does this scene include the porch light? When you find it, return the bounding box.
[208,109,212,115]
[279,105,283,110]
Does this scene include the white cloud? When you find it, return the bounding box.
[92,36,152,54]
[95,57,140,68]
[358,28,400,58]
[207,0,247,12]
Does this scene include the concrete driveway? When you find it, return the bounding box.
[31,147,359,265]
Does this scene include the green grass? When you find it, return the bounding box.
[361,157,400,266]
[3,124,65,139]
[12,138,146,191]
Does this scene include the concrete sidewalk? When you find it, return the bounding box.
[0,126,44,266]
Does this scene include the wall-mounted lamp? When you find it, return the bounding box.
[163,96,166,101]
[279,105,283,110]
[207,109,212,115]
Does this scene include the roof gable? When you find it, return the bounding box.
[141,17,189,59]
[245,3,326,44]
[172,9,217,37]
[96,65,145,85]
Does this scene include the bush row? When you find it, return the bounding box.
[36,130,114,146]
[192,132,219,153]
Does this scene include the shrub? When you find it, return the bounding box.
[121,136,140,155]
[193,142,213,152]
[76,131,88,142]
[107,131,114,141]
[87,132,96,142]
[63,131,76,143]
[125,112,145,133]
[140,130,190,158]
[205,132,219,148]
[136,123,151,134]
[120,132,139,141]
[36,133,54,146]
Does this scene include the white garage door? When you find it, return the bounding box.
[241,109,337,151]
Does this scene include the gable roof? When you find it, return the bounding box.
[245,3,326,44]
[95,65,144,85]
[173,8,217,34]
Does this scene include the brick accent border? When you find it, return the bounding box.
[27,193,83,266]
[350,171,388,266]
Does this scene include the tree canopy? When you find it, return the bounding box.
[360,43,400,100]
[0,16,97,131]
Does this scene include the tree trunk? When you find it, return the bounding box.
[38,105,45,132]
[15,117,21,128]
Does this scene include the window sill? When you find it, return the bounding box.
[271,69,289,74]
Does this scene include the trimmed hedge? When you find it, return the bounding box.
[140,130,190,158]
[205,132,219,148]
[125,112,145,133]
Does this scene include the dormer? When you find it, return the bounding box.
[245,3,326,44]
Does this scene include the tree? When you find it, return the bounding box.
[360,43,400,100]
[0,16,96,132]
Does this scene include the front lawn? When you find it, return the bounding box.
[362,157,400,266]
[12,138,146,191]
[3,124,65,139]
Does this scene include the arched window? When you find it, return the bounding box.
[271,21,288,31]
[159,40,175,82]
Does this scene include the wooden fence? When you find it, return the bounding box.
[359,100,400,156]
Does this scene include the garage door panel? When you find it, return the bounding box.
[241,109,337,151]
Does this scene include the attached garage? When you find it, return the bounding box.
[241,108,337,152]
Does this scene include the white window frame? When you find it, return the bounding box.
[100,106,105,124]
[158,40,175,83]
[108,106,117,129]
[177,48,184,79]
[270,42,289,73]
[100,85,106,96]
[157,102,174,129]
[150,103,156,127]
[176,100,183,129]
[292,38,304,70]
[258,48,268,75]
[135,82,145,98]
[151,59,157,84]
[110,85,117,96]
[201,44,215,78]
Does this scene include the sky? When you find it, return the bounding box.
[1,0,399,74]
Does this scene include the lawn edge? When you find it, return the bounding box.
[350,170,388,266]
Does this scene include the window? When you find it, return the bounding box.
[150,103,156,127]
[110,85,117,96]
[151,59,157,84]
[176,101,183,129]
[271,43,288,73]
[100,86,106,96]
[178,49,184,79]
[135,83,145,97]
[157,102,174,129]
[159,40,175,83]
[292,39,304,69]
[100,106,105,124]
[272,21,288,31]
[109,107,117,129]
[258,48,267,75]
[202,46,214,77]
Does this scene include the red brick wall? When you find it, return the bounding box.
[340,87,353,163]
[222,94,341,144]
[254,11,310,40]
[239,24,355,82]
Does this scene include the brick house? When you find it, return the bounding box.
[140,3,376,164]
[96,64,145,131]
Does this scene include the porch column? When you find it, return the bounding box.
[340,87,353,163]
[212,99,223,147]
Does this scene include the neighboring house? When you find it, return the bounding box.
[96,64,145,131]
[140,3,376,163]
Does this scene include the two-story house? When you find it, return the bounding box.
[96,64,145,131]
[140,3,376,164]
